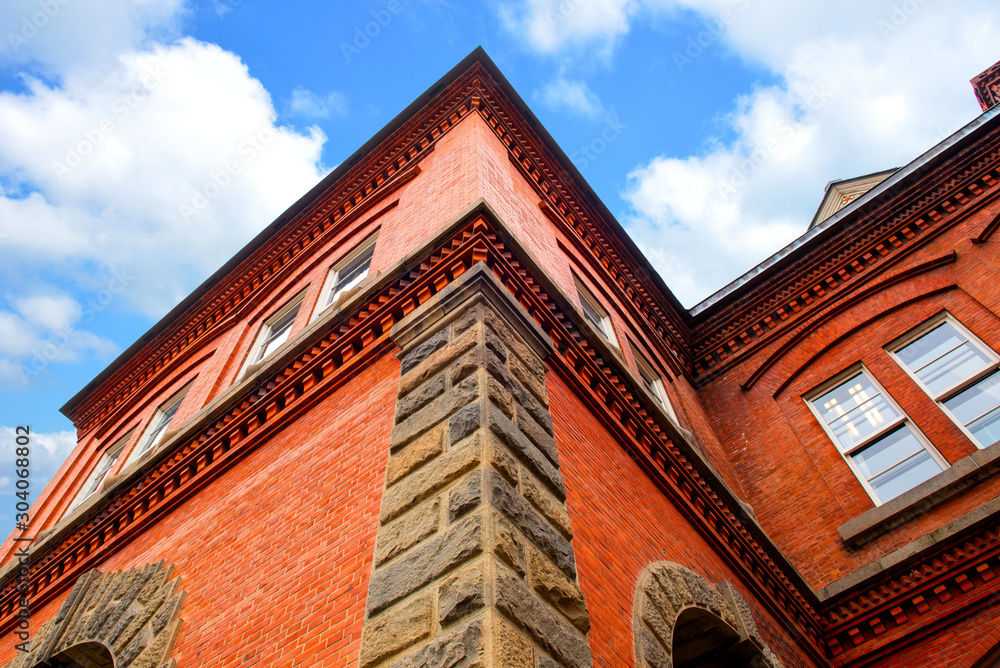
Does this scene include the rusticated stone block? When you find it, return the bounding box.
[485,326,507,363]
[368,514,484,615]
[370,266,589,668]
[449,402,483,445]
[397,374,447,423]
[488,470,575,579]
[515,409,559,467]
[639,626,671,668]
[639,594,673,651]
[401,327,452,376]
[487,435,519,487]
[487,374,514,419]
[449,470,483,523]
[487,405,564,499]
[387,426,445,485]
[438,563,485,626]
[399,327,478,398]
[527,549,590,633]
[376,497,442,567]
[493,613,533,668]
[508,353,547,406]
[392,375,480,449]
[5,563,185,668]
[360,594,433,668]
[380,435,481,523]
[494,564,592,668]
[387,618,485,668]
[521,472,572,539]
[491,510,527,576]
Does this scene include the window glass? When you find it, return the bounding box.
[128,384,191,466]
[892,318,1000,448]
[326,244,374,307]
[257,307,297,362]
[808,369,945,504]
[580,294,605,332]
[943,372,1000,447]
[80,440,127,500]
[896,321,992,394]
[867,442,941,502]
[813,373,899,450]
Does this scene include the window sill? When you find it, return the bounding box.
[838,440,1000,546]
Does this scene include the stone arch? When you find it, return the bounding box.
[632,561,784,668]
[45,641,114,667]
[6,561,185,668]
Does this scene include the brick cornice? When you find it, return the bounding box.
[66,58,696,434]
[690,134,1000,385]
[822,509,1000,666]
[1,207,824,665]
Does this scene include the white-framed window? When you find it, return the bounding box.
[312,234,377,320]
[67,432,131,513]
[575,279,617,346]
[807,367,947,505]
[631,343,678,423]
[889,315,1000,449]
[125,383,192,466]
[238,294,304,381]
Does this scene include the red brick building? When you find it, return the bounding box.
[2,49,1000,668]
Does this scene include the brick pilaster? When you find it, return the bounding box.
[359,263,593,668]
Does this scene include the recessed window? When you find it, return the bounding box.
[890,316,1000,449]
[631,343,678,423]
[125,384,192,466]
[575,280,617,346]
[67,432,131,513]
[807,369,946,504]
[239,294,305,381]
[313,234,377,320]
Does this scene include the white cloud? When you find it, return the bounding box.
[0,34,328,385]
[502,0,1000,305]
[288,86,349,118]
[0,427,77,525]
[539,77,604,118]
[499,0,637,55]
[0,0,184,73]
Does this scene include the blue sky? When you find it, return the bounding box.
[1,0,999,505]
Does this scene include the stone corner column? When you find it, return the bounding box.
[359,262,593,668]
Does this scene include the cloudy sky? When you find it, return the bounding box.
[1,0,998,507]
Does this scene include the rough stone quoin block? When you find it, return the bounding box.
[358,264,594,668]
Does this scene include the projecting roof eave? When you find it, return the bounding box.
[61,46,687,419]
[689,104,1000,318]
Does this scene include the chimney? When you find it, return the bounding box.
[972,60,1000,111]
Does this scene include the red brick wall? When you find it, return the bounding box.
[547,372,817,667]
[697,204,1000,590]
[0,352,398,667]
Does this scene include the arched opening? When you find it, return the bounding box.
[41,641,114,668]
[672,608,763,668]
